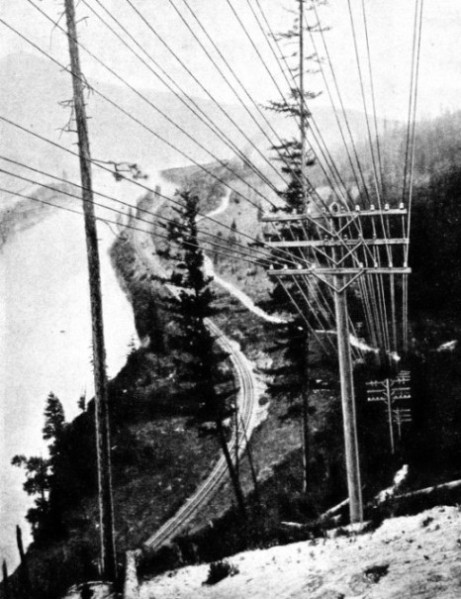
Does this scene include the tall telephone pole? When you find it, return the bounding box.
[298,0,310,494]
[333,278,362,521]
[264,205,411,523]
[64,0,116,580]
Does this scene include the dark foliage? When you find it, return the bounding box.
[12,393,68,542]
[410,167,461,312]
[166,190,228,410]
[203,560,239,585]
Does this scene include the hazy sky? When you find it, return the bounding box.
[1,0,460,121]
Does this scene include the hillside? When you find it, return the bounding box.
[140,505,461,599]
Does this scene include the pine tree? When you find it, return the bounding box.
[11,455,52,535]
[263,0,326,492]
[12,393,67,539]
[168,191,216,387]
[43,392,66,447]
[167,189,246,517]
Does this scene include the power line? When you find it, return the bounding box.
[171,0,338,272]
[1,165,342,339]
[405,0,425,243]
[301,4,396,350]
[403,0,425,352]
[25,0,274,211]
[225,0,288,110]
[123,0,289,190]
[249,0,380,355]
[1,153,279,266]
[222,0,319,199]
[308,1,371,204]
[402,0,421,208]
[345,0,394,351]
[346,0,382,207]
[165,0,318,203]
[249,0,351,205]
[2,156,346,344]
[361,0,385,198]
[154,0,355,273]
[0,115,308,269]
[220,0,338,210]
[5,3,411,357]
[174,0,302,188]
[0,181,274,270]
[0,162,289,269]
[81,0,278,196]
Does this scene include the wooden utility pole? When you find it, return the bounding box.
[264,204,411,523]
[334,279,362,521]
[366,371,412,453]
[298,0,311,494]
[64,0,116,580]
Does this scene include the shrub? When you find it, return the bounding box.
[203,560,239,585]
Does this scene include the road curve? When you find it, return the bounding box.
[128,193,260,551]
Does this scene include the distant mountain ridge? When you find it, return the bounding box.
[1,52,378,197]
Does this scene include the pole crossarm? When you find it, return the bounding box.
[267,238,409,248]
[366,373,413,452]
[269,267,411,295]
[262,206,408,222]
[263,203,412,524]
[264,206,411,292]
[269,267,411,276]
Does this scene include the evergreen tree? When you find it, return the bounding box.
[12,393,67,540]
[43,392,66,449]
[263,0,326,492]
[168,191,216,388]
[11,455,52,536]
[167,189,246,517]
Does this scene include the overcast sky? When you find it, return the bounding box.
[1,0,460,121]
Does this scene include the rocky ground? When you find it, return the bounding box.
[139,505,461,599]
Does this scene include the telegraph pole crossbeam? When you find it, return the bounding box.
[393,408,412,440]
[264,203,411,523]
[367,371,412,452]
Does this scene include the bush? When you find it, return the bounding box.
[203,560,239,585]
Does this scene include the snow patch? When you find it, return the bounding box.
[321,330,379,354]
[139,506,461,599]
[376,464,409,504]
[196,189,286,325]
[203,256,286,324]
[320,330,401,362]
[437,339,458,352]
[198,190,231,221]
